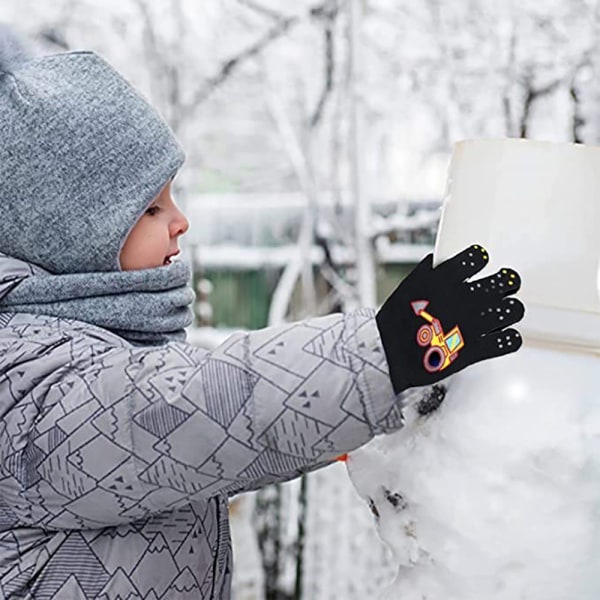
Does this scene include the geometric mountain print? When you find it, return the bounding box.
[0,304,405,599]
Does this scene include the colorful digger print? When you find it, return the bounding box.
[411,300,465,373]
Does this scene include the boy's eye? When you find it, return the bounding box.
[145,206,160,216]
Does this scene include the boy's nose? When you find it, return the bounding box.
[171,208,189,237]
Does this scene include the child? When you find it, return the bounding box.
[0,48,524,599]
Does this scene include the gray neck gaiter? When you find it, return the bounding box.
[0,254,194,345]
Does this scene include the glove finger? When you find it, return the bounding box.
[467,327,523,365]
[423,327,522,382]
[412,253,434,277]
[434,244,490,283]
[476,297,525,334]
[466,267,522,299]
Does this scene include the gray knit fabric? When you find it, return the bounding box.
[0,50,185,274]
[0,253,194,345]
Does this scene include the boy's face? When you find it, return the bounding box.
[119,181,189,270]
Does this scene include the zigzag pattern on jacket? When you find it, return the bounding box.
[0,309,402,599]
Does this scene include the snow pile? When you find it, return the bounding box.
[302,461,397,599]
[347,345,600,600]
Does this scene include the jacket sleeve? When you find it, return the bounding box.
[0,309,405,529]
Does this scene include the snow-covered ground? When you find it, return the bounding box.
[348,327,600,600]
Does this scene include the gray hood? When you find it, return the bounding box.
[0,51,184,274]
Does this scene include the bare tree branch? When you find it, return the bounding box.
[568,53,592,143]
[569,81,584,144]
[167,0,186,132]
[502,22,517,136]
[264,78,318,323]
[309,0,339,21]
[236,0,289,23]
[36,0,79,50]
[182,14,300,116]
[309,1,339,128]
[519,74,562,138]
[132,0,170,101]
[133,0,166,72]
[182,0,335,118]
[38,27,70,50]
[131,0,188,133]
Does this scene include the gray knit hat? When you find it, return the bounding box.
[0,49,185,274]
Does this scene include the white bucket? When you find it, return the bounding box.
[435,138,600,351]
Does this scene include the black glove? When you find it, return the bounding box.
[376,244,525,394]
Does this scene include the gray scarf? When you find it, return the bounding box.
[0,254,194,345]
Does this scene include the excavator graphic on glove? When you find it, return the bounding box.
[376,244,525,395]
[412,300,464,373]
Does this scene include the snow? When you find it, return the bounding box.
[302,461,398,599]
[229,493,265,600]
[348,345,600,600]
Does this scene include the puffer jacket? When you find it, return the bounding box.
[0,260,404,599]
